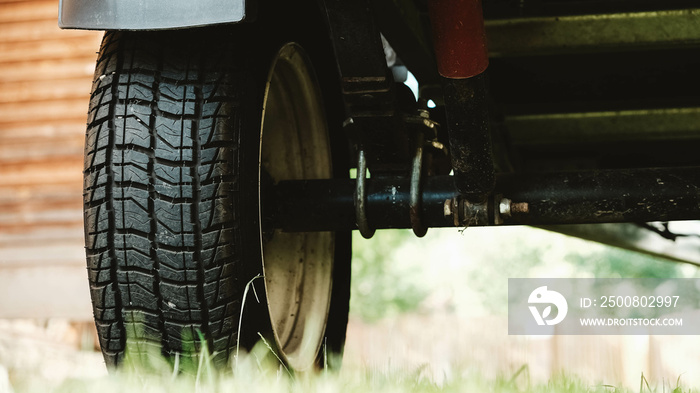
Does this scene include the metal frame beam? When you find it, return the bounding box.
[487,9,700,57]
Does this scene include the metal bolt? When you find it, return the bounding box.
[443,198,453,217]
[511,202,529,214]
[499,198,512,218]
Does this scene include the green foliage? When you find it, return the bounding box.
[348,226,700,319]
[14,359,696,393]
[464,228,550,315]
[565,246,685,279]
[350,230,430,322]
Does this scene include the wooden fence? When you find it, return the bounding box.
[1,2,699,388]
[0,0,101,319]
[345,314,700,388]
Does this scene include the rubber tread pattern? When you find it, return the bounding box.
[84,30,241,367]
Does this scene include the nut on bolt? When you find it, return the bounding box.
[443,199,453,217]
[499,198,512,218]
[444,198,459,227]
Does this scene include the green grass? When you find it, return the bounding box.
[5,226,699,392]
[10,366,691,393]
[4,343,695,393]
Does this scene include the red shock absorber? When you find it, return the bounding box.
[428,0,489,79]
[428,0,495,201]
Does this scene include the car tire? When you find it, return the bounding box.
[83,5,351,371]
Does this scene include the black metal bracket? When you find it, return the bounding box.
[318,0,410,173]
[441,75,497,202]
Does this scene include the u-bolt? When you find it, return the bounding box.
[409,131,428,237]
[354,149,375,239]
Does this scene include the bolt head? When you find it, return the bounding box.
[499,198,512,218]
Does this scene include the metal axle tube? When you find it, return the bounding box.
[268,167,700,232]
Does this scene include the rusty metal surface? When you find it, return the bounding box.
[441,74,496,201]
[494,168,700,225]
[354,149,375,239]
[409,129,428,237]
[268,167,700,232]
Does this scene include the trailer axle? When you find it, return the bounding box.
[266,167,700,233]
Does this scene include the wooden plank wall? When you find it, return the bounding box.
[0,0,102,319]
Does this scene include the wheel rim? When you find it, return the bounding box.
[258,43,334,371]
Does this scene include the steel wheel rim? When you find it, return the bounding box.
[258,43,334,371]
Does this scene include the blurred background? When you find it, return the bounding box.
[1,0,699,389]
